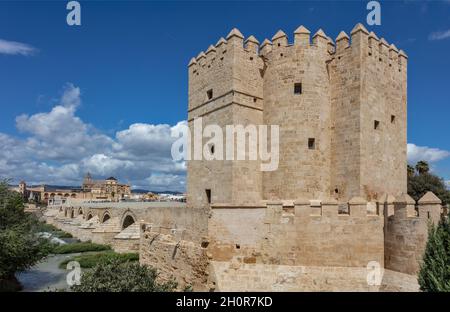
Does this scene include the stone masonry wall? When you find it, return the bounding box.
[138,207,210,290]
[210,262,419,292]
[208,197,384,269]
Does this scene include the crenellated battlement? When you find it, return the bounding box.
[188,23,407,115]
[264,197,384,222]
[188,28,261,73]
[188,23,407,72]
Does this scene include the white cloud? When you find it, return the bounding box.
[429,29,450,41]
[407,143,450,164]
[146,173,185,192]
[82,154,134,177]
[0,38,37,56]
[15,83,113,162]
[114,123,176,158]
[0,84,186,192]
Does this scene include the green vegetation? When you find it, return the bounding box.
[59,251,138,269]
[413,161,450,291]
[0,180,52,291]
[418,217,450,291]
[71,259,177,292]
[408,161,450,205]
[52,241,111,254]
[35,221,73,239]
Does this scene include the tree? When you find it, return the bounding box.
[407,164,415,178]
[71,259,177,292]
[408,161,450,206]
[0,180,51,291]
[416,160,430,175]
[418,218,450,291]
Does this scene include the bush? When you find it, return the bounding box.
[0,180,52,291]
[59,251,139,269]
[52,242,111,254]
[34,222,73,239]
[71,259,177,292]
[418,217,450,292]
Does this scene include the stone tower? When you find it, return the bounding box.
[18,180,26,195]
[329,25,408,202]
[186,23,407,207]
[187,29,265,207]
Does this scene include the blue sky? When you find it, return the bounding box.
[0,0,449,191]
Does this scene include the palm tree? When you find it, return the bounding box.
[416,161,430,175]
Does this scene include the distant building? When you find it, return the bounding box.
[15,173,131,204]
[82,173,131,201]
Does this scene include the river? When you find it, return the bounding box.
[15,235,80,292]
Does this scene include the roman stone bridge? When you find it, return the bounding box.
[43,201,201,253]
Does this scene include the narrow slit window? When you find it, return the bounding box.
[374,120,380,130]
[207,89,213,100]
[210,144,215,155]
[308,138,315,150]
[205,189,211,204]
[294,83,302,95]
[391,115,396,123]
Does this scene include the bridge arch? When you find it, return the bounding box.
[78,207,83,216]
[70,209,74,218]
[101,211,111,223]
[121,212,137,230]
[86,211,94,221]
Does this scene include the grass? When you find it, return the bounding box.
[59,251,139,269]
[52,242,111,254]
